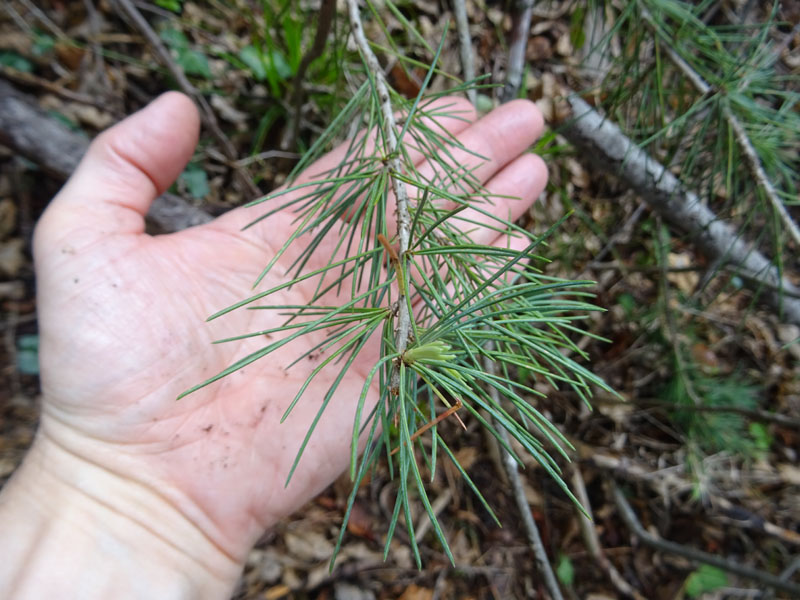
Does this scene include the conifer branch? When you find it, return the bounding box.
[560,95,800,326]
[346,0,414,371]
[648,20,800,248]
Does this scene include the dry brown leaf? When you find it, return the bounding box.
[0,239,25,277]
[284,531,334,562]
[667,252,699,294]
[398,584,433,600]
[0,199,16,240]
[263,584,291,600]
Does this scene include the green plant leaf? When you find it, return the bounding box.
[556,553,575,587]
[0,51,33,72]
[178,49,212,79]
[239,45,266,81]
[159,27,188,51]
[179,164,210,199]
[16,334,39,375]
[32,33,55,56]
[685,565,728,598]
[155,0,183,12]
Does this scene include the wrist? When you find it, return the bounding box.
[0,429,242,599]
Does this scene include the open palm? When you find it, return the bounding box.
[31,93,547,561]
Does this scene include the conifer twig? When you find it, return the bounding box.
[560,95,800,326]
[346,0,414,374]
[645,14,800,248]
[452,0,476,106]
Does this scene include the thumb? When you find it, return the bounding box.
[38,92,200,245]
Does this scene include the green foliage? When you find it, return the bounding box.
[155,0,183,12]
[0,50,33,72]
[663,368,765,458]
[584,0,799,266]
[160,27,212,79]
[16,334,39,376]
[182,8,611,566]
[684,565,729,598]
[556,553,575,587]
[178,164,210,200]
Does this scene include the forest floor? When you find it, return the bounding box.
[1,1,799,599]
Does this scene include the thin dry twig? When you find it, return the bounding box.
[570,467,645,600]
[500,0,534,103]
[483,346,564,600]
[611,482,800,595]
[559,95,800,326]
[452,0,476,106]
[111,0,260,199]
[0,65,105,109]
[345,0,415,380]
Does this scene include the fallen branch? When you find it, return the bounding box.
[611,482,800,595]
[558,95,800,326]
[0,78,212,232]
[452,0,476,106]
[111,0,260,200]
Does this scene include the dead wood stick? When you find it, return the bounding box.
[482,347,564,600]
[500,0,534,103]
[559,95,800,326]
[452,0,476,106]
[611,482,800,595]
[570,467,645,600]
[0,78,212,232]
[111,0,260,200]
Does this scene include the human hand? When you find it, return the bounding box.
[0,92,546,596]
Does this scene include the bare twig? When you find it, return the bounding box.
[0,78,212,232]
[452,0,476,106]
[281,0,336,150]
[483,347,564,600]
[611,482,800,595]
[559,95,800,326]
[111,0,260,199]
[500,0,534,103]
[644,15,800,248]
[346,0,414,376]
[570,468,644,600]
